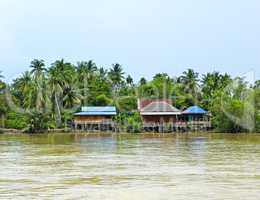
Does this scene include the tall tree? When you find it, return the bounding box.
[178,69,200,105]
[30,59,47,80]
[77,60,97,82]
[108,63,125,87]
[63,83,82,109]
[0,71,6,127]
[48,59,76,127]
[0,71,3,79]
[179,69,199,94]
[99,67,107,79]
[254,80,260,89]
[0,71,4,92]
[13,71,35,109]
[29,59,48,111]
[76,60,97,104]
[126,75,134,86]
[139,77,147,86]
[201,72,231,109]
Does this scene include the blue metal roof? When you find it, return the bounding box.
[81,106,116,112]
[74,106,117,116]
[74,111,117,116]
[182,106,207,114]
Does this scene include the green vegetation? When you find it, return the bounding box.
[0,60,259,133]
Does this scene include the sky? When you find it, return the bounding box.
[0,0,260,82]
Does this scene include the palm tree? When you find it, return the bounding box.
[202,72,231,95]
[0,71,5,128]
[0,71,3,79]
[63,84,82,109]
[77,60,97,81]
[13,71,35,109]
[179,69,199,95]
[76,60,97,104]
[178,69,200,106]
[139,77,147,85]
[48,63,66,127]
[99,67,107,79]
[0,71,4,92]
[52,59,75,85]
[255,80,260,89]
[48,59,76,127]
[108,63,124,87]
[201,72,232,109]
[201,72,220,97]
[29,59,48,111]
[126,75,133,86]
[30,59,47,80]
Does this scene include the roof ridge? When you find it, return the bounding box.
[141,101,180,112]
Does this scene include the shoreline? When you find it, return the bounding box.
[0,128,258,135]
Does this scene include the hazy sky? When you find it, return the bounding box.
[0,0,260,82]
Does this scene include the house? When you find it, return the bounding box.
[73,106,117,130]
[138,99,182,131]
[182,106,211,130]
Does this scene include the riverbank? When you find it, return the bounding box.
[0,128,71,134]
[1,128,259,136]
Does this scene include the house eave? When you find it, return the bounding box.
[141,112,182,116]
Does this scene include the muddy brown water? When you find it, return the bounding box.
[0,133,260,200]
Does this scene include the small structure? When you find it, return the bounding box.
[182,106,211,130]
[73,106,117,131]
[139,99,182,132]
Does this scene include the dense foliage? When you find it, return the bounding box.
[0,60,259,133]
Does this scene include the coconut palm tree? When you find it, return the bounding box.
[52,59,75,85]
[0,71,4,92]
[179,69,199,95]
[139,77,147,85]
[202,72,220,97]
[201,72,232,109]
[255,80,260,89]
[108,63,124,87]
[29,59,48,111]
[30,59,47,80]
[77,60,97,79]
[0,71,3,79]
[13,71,35,109]
[0,71,6,128]
[99,67,107,79]
[48,64,66,127]
[126,75,133,86]
[202,72,231,96]
[76,60,97,86]
[48,59,76,127]
[76,60,97,103]
[178,69,201,106]
[63,84,82,109]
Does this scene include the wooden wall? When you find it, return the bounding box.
[142,115,179,123]
[74,115,112,124]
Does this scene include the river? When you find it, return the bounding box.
[0,133,260,200]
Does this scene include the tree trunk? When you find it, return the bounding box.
[1,114,4,128]
[54,93,62,128]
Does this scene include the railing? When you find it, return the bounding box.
[74,119,114,125]
[187,121,211,126]
[143,121,211,128]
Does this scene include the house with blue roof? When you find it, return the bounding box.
[182,105,211,129]
[73,106,117,130]
[182,106,208,115]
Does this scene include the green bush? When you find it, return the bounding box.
[114,112,142,133]
[25,111,52,133]
[5,112,28,129]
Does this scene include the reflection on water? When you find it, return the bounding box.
[0,133,260,200]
